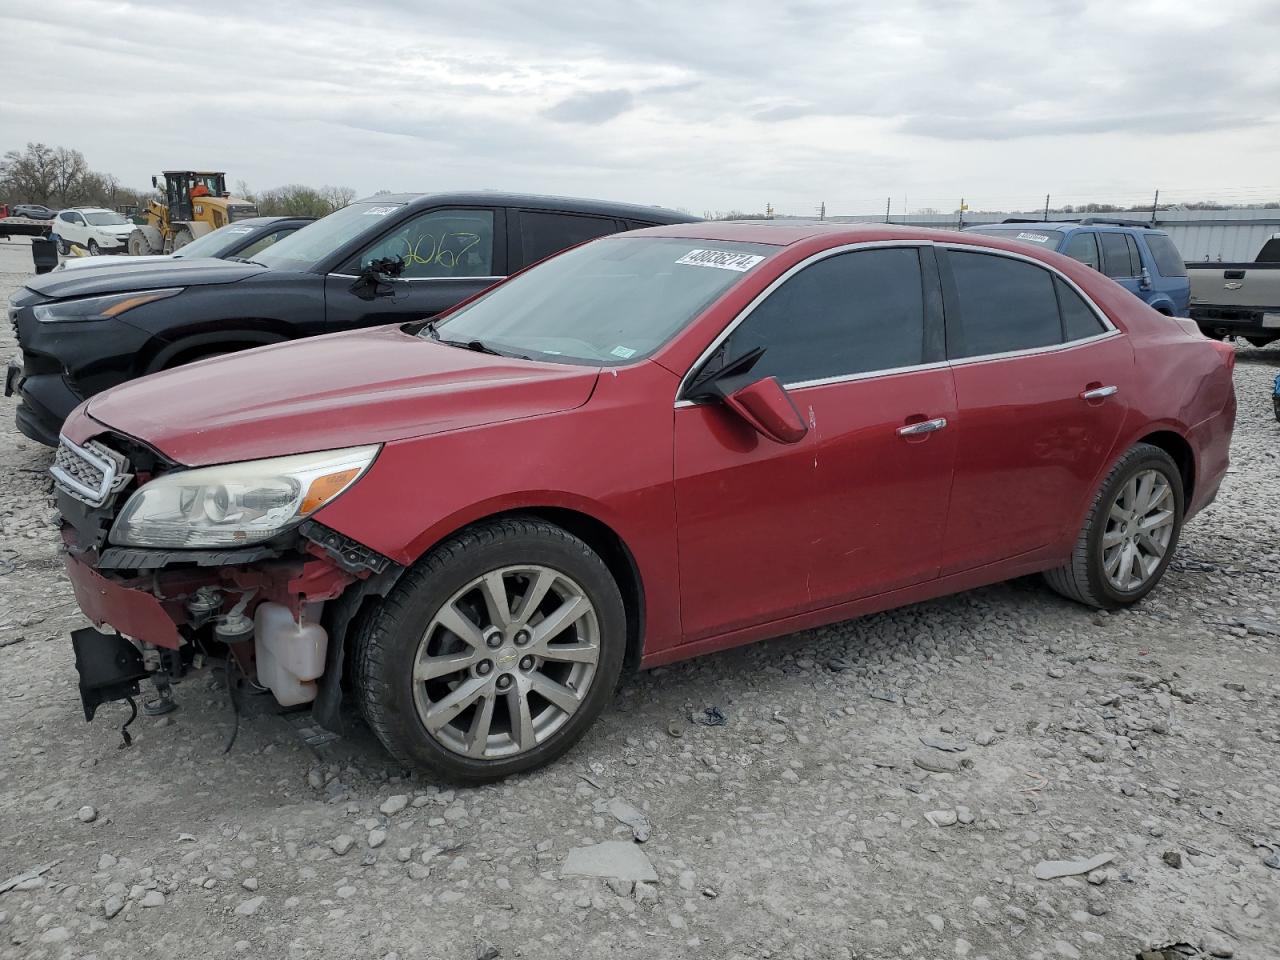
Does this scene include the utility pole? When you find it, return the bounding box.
[1150,189,1159,224]
[1043,194,1051,221]
[884,197,891,223]
[958,197,967,230]
[765,202,774,219]
[818,201,826,221]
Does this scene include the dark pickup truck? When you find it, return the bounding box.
[1188,235,1280,346]
[6,191,698,444]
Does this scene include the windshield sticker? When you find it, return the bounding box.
[1016,232,1052,243]
[227,227,253,234]
[610,345,638,359]
[675,249,766,272]
[363,206,398,216]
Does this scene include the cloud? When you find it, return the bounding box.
[543,89,635,124]
[1,0,1278,214]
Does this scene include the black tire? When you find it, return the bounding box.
[88,239,100,256]
[1245,336,1275,348]
[351,517,626,783]
[55,235,69,256]
[1044,443,1184,609]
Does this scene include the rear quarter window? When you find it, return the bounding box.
[1144,234,1187,278]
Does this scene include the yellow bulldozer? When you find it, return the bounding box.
[128,170,258,255]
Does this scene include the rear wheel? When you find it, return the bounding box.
[352,517,625,782]
[1044,443,1184,609]
[170,227,193,252]
[1245,336,1275,348]
[55,235,69,256]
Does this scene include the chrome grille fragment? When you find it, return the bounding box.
[51,437,133,507]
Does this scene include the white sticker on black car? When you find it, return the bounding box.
[363,206,398,216]
[675,249,766,272]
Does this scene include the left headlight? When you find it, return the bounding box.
[109,445,381,549]
[33,287,183,323]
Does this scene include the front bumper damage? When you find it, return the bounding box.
[56,431,400,742]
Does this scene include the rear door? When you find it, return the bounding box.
[1098,230,1145,301]
[938,245,1133,574]
[324,207,505,329]
[673,244,956,641]
[509,210,624,271]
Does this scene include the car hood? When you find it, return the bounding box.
[83,324,601,466]
[56,254,175,272]
[26,257,264,298]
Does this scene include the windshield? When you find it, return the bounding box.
[174,223,253,259]
[430,237,777,364]
[965,227,1066,250]
[252,201,405,271]
[85,211,129,226]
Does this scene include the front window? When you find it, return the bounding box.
[251,201,406,271]
[429,237,777,364]
[351,209,494,279]
[173,223,246,258]
[966,227,1066,250]
[85,212,129,226]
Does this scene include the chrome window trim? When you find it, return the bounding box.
[327,273,506,282]
[673,238,1123,408]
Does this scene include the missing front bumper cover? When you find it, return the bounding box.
[71,627,149,722]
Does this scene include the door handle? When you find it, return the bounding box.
[897,417,948,437]
[1080,385,1118,401]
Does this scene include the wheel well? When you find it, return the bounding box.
[1154,306,1172,316]
[478,507,646,673]
[158,336,284,370]
[1138,430,1195,502]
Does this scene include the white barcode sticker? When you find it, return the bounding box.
[675,249,765,272]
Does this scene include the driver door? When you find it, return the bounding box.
[673,245,957,643]
[324,207,505,330]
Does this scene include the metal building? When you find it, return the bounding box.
[829,208,1280,263]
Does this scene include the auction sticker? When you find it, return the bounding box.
[363,206,398,216]
[1016,232,1051,243]
[676,249,765,272]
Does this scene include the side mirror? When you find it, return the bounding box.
[350,256,406,299]
[722,377,809,444]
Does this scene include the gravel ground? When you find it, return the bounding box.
[0,237,1277,960]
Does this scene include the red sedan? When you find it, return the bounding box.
[54,221,1236,781]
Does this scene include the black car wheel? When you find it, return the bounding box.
[88,240,100,256]
[1044,443,1184,609]
[352,517,625,782]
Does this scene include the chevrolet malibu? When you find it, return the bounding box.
[54,221,1236,782]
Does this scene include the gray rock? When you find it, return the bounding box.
[596,798,651,843]
[379,794,409,815]
[1033,852,1115,880]
[561,841,658,883]
[330,835,356,856]
[913,751,963,774]
[368,828,387,849]
[104,895,125,919]
[77,805,98,823]
[235,895,265,916]
[141,890,165,908]
[926,809,958,827]
[241,877,259,891]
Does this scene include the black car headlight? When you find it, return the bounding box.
[33,288,184,323]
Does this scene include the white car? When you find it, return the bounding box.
[50,208,136,256]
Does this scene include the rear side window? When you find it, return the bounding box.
[946,251,1061,358]
[1055,277,1108,341]
[723,247,927,384]
[1063,232,1100,271]
[1099,233,1137,279]
[1145,234,1187,277]
[518,211,620,266]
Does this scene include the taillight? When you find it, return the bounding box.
[1210,340,1236,374]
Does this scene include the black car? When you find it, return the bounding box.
[6,192,698,445]
[52,216,313,272]
[11,203,56,220]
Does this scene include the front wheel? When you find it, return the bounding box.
[54,234,69,256]
[1044,443,1184,609]
[87,239,100,256]
[351,517,626,782]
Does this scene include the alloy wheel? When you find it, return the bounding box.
[411,565,600,759]
[1101,468,1175,592]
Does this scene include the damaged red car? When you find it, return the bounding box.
[54,222,1236,781]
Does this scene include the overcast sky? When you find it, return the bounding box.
[3,0,1278,214]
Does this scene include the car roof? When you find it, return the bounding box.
[625,219,983,247]
[228,216,315,228]
[66,207,117,214]
[355,191,700,224]
[968,221,1166,234]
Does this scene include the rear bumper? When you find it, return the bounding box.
[64,548,182,649]
[1186,402,1235,521]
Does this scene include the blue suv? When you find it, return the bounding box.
[964,219,1190,317]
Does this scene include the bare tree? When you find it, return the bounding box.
[320,185,356,211]
[49,146,91,205]
[0,142,59,204]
